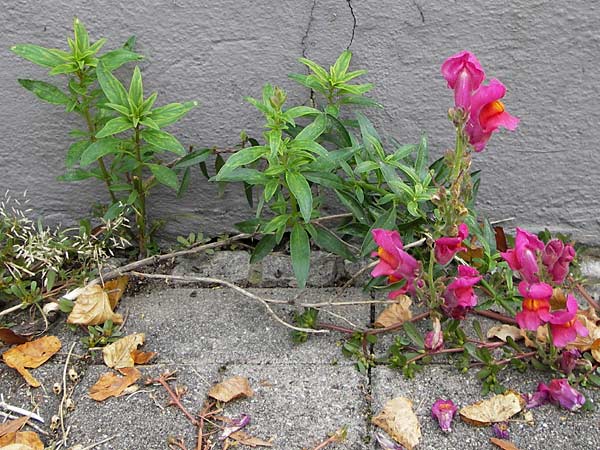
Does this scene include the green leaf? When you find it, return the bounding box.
[80,137,121,166]
[151,101,198,127]
[250,234,277,264]
[73,17,90,53]
[212,168,270,184]
[141,128,185,155]
[177,167,191,198]
[336,190,367,224]
[17,79,70,105]
[360,206,397,257]
[262,214,290,234]
[306,224,355,261]
[174,148,211,169]
[95,116,132,138]
[96,60,129,106]
[332,50,352,78]
[49,63,78,75]
[100,49,143,71]
[58,168,98,181]
[290,223,311,289]
[213,146,266,178]
[295,114,327,141]
[285,106,321,119]
[104,102,131,117]
[403,322,424,348]
[286,171,313,223]
[11,44,65,68]
[147,164,179,190]
[66,140,90,168]
[415,134,429,177]
[129,66,143,108]
[298,58,329,84]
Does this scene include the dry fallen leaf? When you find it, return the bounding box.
[567,308,600,354]
[208,376,254,402]
[104,276,129,310]
[229,431,273,447]
[102,333,145,369]
[131,350,157,365]
[2,336,61,387]
[591,339,600,363]
[89,367,141,401]
[0,417,28,438]
[374,296,412,328]
[487,325,524,342]
[67,285,123,326]
[0,430,44,450]
[0,328,29,345]
[372,397,421,450]
[490,437,520,450]
[459,391,525,426]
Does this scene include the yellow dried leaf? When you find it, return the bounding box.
[0,430,44,450]
[591,339,600,363]
[229,431,273,447]
[104,276,129,309]
[67,285,123,326]
[372,397,421,450]
[490,437,520,450]
[131,350,157,365]
[89,367,141,401]
[102,333,145,369]
[487,325,524,342]
[459,391,525,426]
[0,417,28,438]
[374,296,412,328]
[208,376,253,402]
[2,336,61,387]
[567,310,600,352]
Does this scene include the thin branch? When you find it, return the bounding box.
[569,277,600,311]
[473,309,517,325]
[0,303,23,317]
[79,435,118,450]
[0,396,44,423]
[59,342,76,446]
[310,213,353,223]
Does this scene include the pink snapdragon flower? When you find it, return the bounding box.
[464,78,520,151]
[431,399,458,432]
[371,229,420,299]
[559,349,581,375]
[538,379,586,411]
[515,281,553,331]
[501,228,545,283]
[548,294,588,347]
[441,50,485,110]
[542,239,576,284]
[442,265,481,319]
[435,223,469,265]
[425,317,444,352]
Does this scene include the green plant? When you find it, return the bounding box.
[81,319,123,348]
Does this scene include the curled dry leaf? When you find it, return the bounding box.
[67,285,123,326]
[0,430,44,450]
[2,336,61,387]
[131,350,157,365]
[102,333,145,369]
[208,376,254,403]
[104,275,129,309]
[459,391,525,426]
[89,367,141,401]
[487,325,524,342]
[0,328,29,345]
[229,431,273,447]
[372,397,421,450]
[374,296,412,328]
[0,417,28,438]
[490,437,520,450]
[567,307,600,355]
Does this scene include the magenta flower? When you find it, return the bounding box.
[538,379,586,411]
[559,349,581,375]
[492,422,510,440]
[464,78,519,151]
[375,432,404,450]
[441,51,485,110]
[371,229,420,299]
[431,399,458,432]
[425,317,444,352]
[220,414,250,440]
[548,294,588,347]
[501,228,545,283]
[515,281,553,331]
[435,223,469,265]
[523,390,549,409]
[542,239,575,284]
[442,265,481,319]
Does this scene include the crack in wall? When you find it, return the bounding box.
[412,0,425,23]
[346,0,357,49]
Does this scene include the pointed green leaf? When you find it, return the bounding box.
[173,148,211,169]
[58,168,99,181]
[73,17,90,53]
[139,117,160,130]
[104,102,131,116]
[11,44,65,68]
[100,48,143,71]
[95,116,132,138]
[250,234,277,264]
[291,223,311,289]
[66,140,90,168]
[295,114,327,141]
[80,137,121,166]
[177,167,191,198]
[129,66,143,108]
[141,128,185,155]
[332,50,352,78]
[147,164,179,190]
[49,63,78,75]
[85,38,106,57]
[96,60,129,106]
[298,58,329,84]
[18,79,70,105]
[306,224,355,260]
[140,92,158,115]
[403,322,424,348]
[213,146,266,178]
[151,101,198,127]
[286,171,313,223]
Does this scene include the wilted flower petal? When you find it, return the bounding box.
[431,399,458,432]
[522,389,549,409]
[219,414,251,440]
[559,349,581,375]
[375,432,404,450]
[442,265,481,319]
[492,421,510,440]
[539,379,586,411]
[425,317,444,352]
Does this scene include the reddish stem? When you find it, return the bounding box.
[472,309,517,325]
[571,278,600,311]
[407,341,505,364]
[147,372,198,426]
[366,311,431,335]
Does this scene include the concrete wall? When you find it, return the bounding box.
[1,0,599,243]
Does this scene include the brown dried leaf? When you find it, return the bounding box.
[102,333,145,369]
[459,391,525,426]
[2,336,61,387]
[208,376,253,402]
[0,430,44,450]
[591,339,600,363]
[372,397,421,450]
[67,285,123,326]
[104,276,129,310]
[229,431,273,447]
[491,437,520,450]
[131,350,157,365]
[0,328,29,345]
[487,325,524,342]
[89,367,141,401]
[374,296,412,328]
[0,416,28,438]
[567,309,600,352]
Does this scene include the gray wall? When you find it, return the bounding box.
[1,0,599,243]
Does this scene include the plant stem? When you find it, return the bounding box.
[133,126,147,256]
[472,309,517,325]
[451,124,464,182]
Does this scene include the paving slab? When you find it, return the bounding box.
[370,365,600,450]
